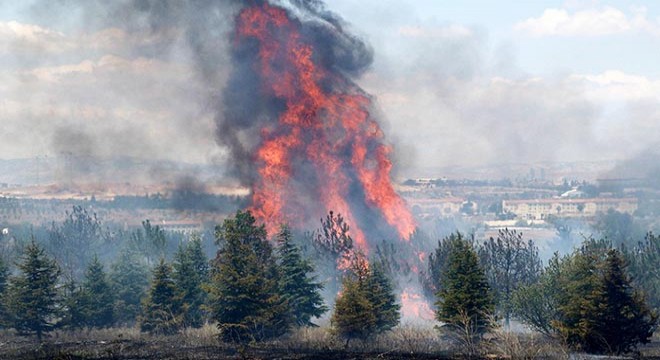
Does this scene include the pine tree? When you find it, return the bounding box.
[332,276,376,347]
[5,241,61,340]
[129,220,168,266]
[479,229,542,327]
[276,225,327,327]
[423,232,466,298]
[67,256,114,328]
[331,252,398,345]
[208,210,289,343]
[365,260,400,332]
[173,235,209,328]
[554,240,608,349]
[435,238,495,340]
[584,249,657,354]
[626,232,660,310]
[0,257,7,295]
[0,257,9,327]
[62,279,83,328]
[140,259,181,334]
[313,211,355,298]
[313,211,353,261]
[111,248,150,326]
[515,241,658,354]
[47,206,102,280]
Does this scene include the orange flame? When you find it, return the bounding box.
[237,3,415,251]
[400,288,434,320]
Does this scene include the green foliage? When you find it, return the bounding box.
[625,232,660,310]
[311,211,356,299]
[173,235,209,328]
[587,249,657,354]
[364,260,400,332]
[479,229,541,326]
[129,220,168,265]
[313,211,353,261]
[110,248,150,326]
[0,257,7,294]
[66,256,115,328]
[435,235,495,338]
[374,238,419,278]
[423,232,466,298]
[594,209,644,247]
[208,210,289,343]
[514,241,658,354]
[47,206,103,280]
[512,253,565,336]
[332,252,400,343]
[0,257,9,327]
[276,225,327,327]
[140,259,181,334]
[5,241,61,340]
[332,276,376,344]
[553,242,604,348]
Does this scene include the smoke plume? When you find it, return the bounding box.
[223,1,415,248]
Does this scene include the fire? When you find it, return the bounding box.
[400,288,434,320]
[235,2,415,250]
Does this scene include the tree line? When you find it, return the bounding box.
[0,207,658,356]
[423,229,658,355]
[0,210,401,346]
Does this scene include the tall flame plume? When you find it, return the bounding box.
[231,1,415,250]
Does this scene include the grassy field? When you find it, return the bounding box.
[1,324,636,360]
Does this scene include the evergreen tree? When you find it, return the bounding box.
[0,257,9,327]
[581,249,656,354]
[313,211,355,298]
[61,279,82,328]
[47,206,103,280]
[365,260,400,332]
[423,232,466,298]
[208,210,289,343]
[332,276,376,347]
[276,225,327,327]
[332,252,399,345]
[435,238,495,339]
[515,240,657,354]
[140,259,181,334]
[129,220,168,265]
[594,209,643,248]
[111,248,150,326]
[626,232,660,310]
[554,239,610,349]
[67,256,114,328]
[173,235,209,328]
[0,257,7,295]
[313,211,353,261]
[5,241,61,340]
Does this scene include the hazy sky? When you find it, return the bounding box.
[0,0,659,175]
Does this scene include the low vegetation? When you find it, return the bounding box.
[0,207,658,359]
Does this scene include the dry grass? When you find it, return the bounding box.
[0,325,655,359]
[0,325,227,360]
[268,322,451,356]
[488,329,570,360]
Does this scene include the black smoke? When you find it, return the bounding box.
[219,0,374,184]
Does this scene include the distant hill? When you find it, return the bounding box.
[0,156,231,187]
